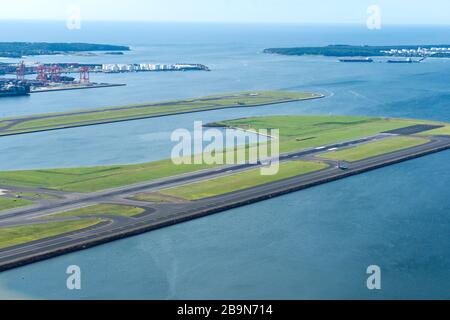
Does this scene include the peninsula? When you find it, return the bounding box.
[0,42,130,58]
[0,91,322,137]
[264,44,450,58]
[0,113,449,271]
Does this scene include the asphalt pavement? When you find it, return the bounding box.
[0,128,449,271]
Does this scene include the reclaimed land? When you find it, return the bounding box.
[321,136,430,162]
[0,91,321,137]
[134,160,328,202]
[0,205,143,249]
[418,125,450,136]
[0,116,446,193]
[45,204,145,219]
[0,219,103,250]
[0,159,216,193]
[0,197,33,212]
[211,115,439,153]
[0,116,450,270]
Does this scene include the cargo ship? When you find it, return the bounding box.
[339,57,374,63]
[0,83,31,97]
[388,58,418,63]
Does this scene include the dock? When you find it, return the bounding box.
[30,83,126,93]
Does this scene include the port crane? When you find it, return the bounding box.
[79,67,90,83]
[36,64,76,84]
[36,65,49,83]
[16,61,26,81]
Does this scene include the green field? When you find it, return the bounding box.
[15,192,58,200]
[0,159,216,193]
[321,136,429,162]
[45,204,145,219]
[0,197,34,212]
[214,115,438,153]
[419,125,450,136]
[0,115,446,193]
[0,121,12,129]
[0,91,318,137]
[0,219,103,249]
[143,161,328,201]
[132,193,183,203]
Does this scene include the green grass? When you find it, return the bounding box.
[0,197,34,212]
[215,115,434,154]
[321,136,429,162]
[15,192,57,200]
[132,193,180,203]
[0,159,217,192]
[0,115,446,193]
[45,204,145,219]
[419,125,450,136]
[157,160,328,201]
[0,219,103,250]
[0,91,318,136]
[0,121,12,128]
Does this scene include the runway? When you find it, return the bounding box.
[0,93,323,137]
[0,127,449,271]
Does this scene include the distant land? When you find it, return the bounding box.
[264,45,450,58]
[0,42,130,58]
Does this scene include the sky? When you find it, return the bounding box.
[0,0,449,25]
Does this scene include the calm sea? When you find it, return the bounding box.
[0,22,449,299]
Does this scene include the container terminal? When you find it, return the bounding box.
[0,62,210,76]
[0,61,210,97]
[1,61,125,97]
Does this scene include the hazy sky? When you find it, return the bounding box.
[1,0,449,24]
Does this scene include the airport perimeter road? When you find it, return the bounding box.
[0,132,449,271]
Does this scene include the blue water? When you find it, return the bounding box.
[0,22,449,299]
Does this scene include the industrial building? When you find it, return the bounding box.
[101,63,209,72]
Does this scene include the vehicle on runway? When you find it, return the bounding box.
[337,162,349,170]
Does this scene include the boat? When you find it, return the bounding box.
[339,57,374,63]
[0,83,31,97]
[387,58,417,63]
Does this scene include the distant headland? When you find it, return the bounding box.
[263,45,450,58]
[0,42,130,58]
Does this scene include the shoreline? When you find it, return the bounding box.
[30,83,126,93]
[0,135,449,272]
[0,93,325,138]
